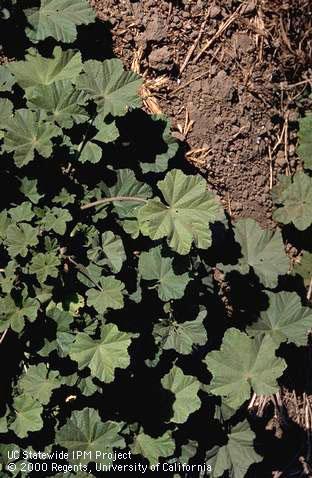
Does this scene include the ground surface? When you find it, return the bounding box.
[90,0,311,227]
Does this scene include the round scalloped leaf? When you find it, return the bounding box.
[0,293,40,333]
[79,141,102,164]
[204,328,286,409]
[86,276,124,313]
[10,395,43,439]
[229,218,289,288]
[69,324,132,383]
[272,171,312,230]
[206,420,262,478]
[3,109,61,167]
[29,252,61,283]
[87,231,126,273]
[6,223,39,258]
[25,0,95,43]
[138,246,190,301]
[130,431,175,465]
[153,311,208,355]
[298,113,312,170]
[7,47,82,89]
[161,366,201,424]
[247,291,312,346]
[40,207,72,235]
[56,408,125,465]
[77,58,143,117]
[8,202,34,223]
[26,81,88,128]
[0,98,13,124]
[0,65,15,92]
[18,363,60,405]
[138,169,225,255]
[19,178,43,204]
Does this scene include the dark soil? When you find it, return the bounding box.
[90,0,312,227]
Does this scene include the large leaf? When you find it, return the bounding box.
[138,246,190,301]
[272,172,312,230]
[130,431,175,465]
[161,366,201,423]
[25,0,95,43]
[19,364,60,405]
[0,98,13,124]
[69,324,132,383]
[26,81,88,128]
[204,328,286,409]
[86,276,124,313]
[56,408,125,464]
[8,202,34,223]
[29,252,61,282]
[228,218,289,288]
[10,395,43,438]
[6,223,39,258]
[298,113,312,170]
[0,293,40,333]
[247,291,312,346]
[153,311,208,355]
[138,169,225,255]
[207,420,262,478]
[8,47,82,89]
[77,59,142,117]
[3,109,61,167]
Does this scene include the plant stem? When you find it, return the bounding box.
[66,256,102,291]
[0,329,8,345]
[81,196,148,210]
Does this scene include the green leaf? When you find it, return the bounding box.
[8,202,34,223]
[138,169,225,255]
[272,171,312,230]
[19,178,43,204]
[0,212,11,240]
[0,65,15,92]
[86,276,124,314]
[77,59,142,117]
[298,113,312,170]
[52,188,75,206]
[93,117,119,143]
[161,366,201,423]
[25,0,95,43]
[229,218,289,288]
[10,395,43,438]
[8,46,82,89]
[204,328,286,409]
[69,324,132,383]
[0,98,13,124]
[26,81,88,128]
[130,431,175,465]
[6,223,39,258]
[40,207,72,234]
[138,246,190,301]
[3,109,61,167]
[207,420,262,478]
[29,252,61,282]
[19,364,60,405]
[293,251,312,286]
[247,291,312,346]
[39,306,74,357]
[153,311,208,355]
[79,141,102,164]
[56,409,125,465]
[0,261,17,294]
[0,293,40,333]
[87,231,126,273]
[78,376,98,397]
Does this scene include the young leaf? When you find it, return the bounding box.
[26,81,88,128]
[29,252,61,283]
[130,431,175,465]
[298,113,312,170]
[272,172,312,230]
[3,109,61,167]
[77,59,142,117]
[6,223,39,258]
[40,207,72,235]
[8,47,82,89]
[227,218,289,288]
[138,169,225,255]
[25,0,96,43]
[247,291,312,346]
[161,366,201,424]
[86,276,124,314]
[10,395,43,439]
[69,324,132,383]
[19,178,43,204]
[138,246,190,301]
[56,408,125,464]
[207,420,262,478]
[153,311,208,355]
[204,328,286,409]
[19,364,60,405]
[8,202,34,223]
